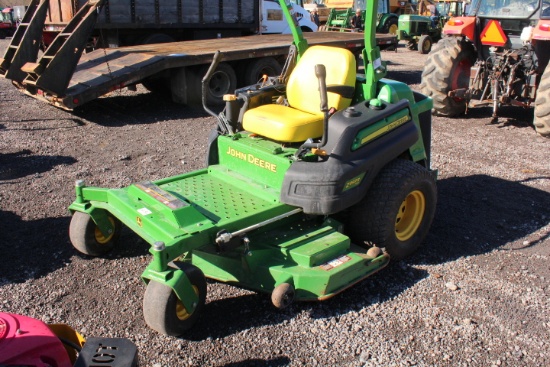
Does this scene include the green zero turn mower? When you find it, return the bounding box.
[68,0,437,336]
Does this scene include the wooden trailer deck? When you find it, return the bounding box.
[21,32,397,110]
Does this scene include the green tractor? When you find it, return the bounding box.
[324,0,403,35]
[397,13,443,53]
[68,0,436,336]
[398,0,465,53]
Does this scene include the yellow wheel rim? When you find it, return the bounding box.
[395,190,426,241]
[175,286,199,321]
[389,23,398,35]
[94,217,115,244]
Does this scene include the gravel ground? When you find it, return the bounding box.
[0,38,549,367]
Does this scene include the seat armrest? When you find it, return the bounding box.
[326,85,355,99]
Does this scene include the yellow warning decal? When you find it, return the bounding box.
[480,20,508,46]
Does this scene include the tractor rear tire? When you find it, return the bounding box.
[534,62,550,137]
[346,160,437,260]
[418,35,433,54]
[143,264,206,336]
[186,62,237,106]
[383,18,398,35]
[140,34,175,93]
[420,36,476,117]
[69,211,121,256]
[243,57,282,86]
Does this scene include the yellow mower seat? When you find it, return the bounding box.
[242,45,357,143]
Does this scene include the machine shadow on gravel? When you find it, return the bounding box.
[0,151,77,181]
[72,91,211,127]
[440,105,537,132]
[180,175,549,338]
[181,267,429,340]
[416,174,549,265]
[0,214,150,285]
[0,211,74,284]
[221,357,292,367]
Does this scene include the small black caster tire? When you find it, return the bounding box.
[271,283,295,309]
[143,264,206,336]
[69,211,121,256]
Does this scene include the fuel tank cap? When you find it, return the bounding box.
[343,107,361,118]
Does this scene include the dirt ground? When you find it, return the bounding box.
[0,38,549,367]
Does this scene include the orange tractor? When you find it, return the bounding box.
[420,0,550,136]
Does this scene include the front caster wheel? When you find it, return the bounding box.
[143,264,206,336]
[271,283,295,309]
[69,211,121,256]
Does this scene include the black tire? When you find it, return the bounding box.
[383,18,398,35]
[140,34,175,93]
[143,264,207,336]
[346,160,437,260]
[406,40,418,51]
[271,283,295,309]
[0,30,6,39]
[140,33,175,45]
[420,36,476,117]
[418,35,433,54]
[534,62,550,137]
[243,57,282,86]
[69,211,121,256]
[186,62,237,106]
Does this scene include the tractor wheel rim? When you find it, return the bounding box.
[209,71,231,97]
[175,285,199,321]
[395,190,426,241]
[94,217,115,244]
[389,24,398,35]
[423,40,431,53]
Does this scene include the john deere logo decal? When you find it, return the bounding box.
[226,146,277,173]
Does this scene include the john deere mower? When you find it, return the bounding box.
[68,0,437,336]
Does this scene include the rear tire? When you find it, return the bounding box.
[384,18,398,35]
[186,63,237,106]
[345,160,437,260]
[69,211,121,256]
[143,264,206,336]
[534,62,550,137]
[243,57,282,86]
[420,36,476,117]
[140,34,176,93]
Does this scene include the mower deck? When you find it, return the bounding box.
[71,132,390,301]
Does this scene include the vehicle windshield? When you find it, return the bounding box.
[468,0,548,19]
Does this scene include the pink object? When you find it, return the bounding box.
[0,312,72,367]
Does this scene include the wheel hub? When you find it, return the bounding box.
[395,190,426,241]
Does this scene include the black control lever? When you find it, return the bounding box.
[315,64,328,113]
[296,64,330,159]
[202,51,223,119]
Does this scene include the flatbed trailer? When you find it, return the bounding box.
[0,0,396,110]
[4,31,396,110]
